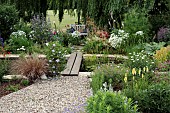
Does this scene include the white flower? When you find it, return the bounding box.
[56,59,60,63]
[52,50,55,53]
[53,71,56,74]
[135,31,144,36]
[109,30,129,49]
[45,43,49,46]
[52,44,56,47]
[52,66,55,68]
[17,48,20,51]
[72,31,80,37]
[118,30,124,33]
[49,60,52,62]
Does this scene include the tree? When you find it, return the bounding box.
[0,0,48,22]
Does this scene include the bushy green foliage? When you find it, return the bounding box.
[81,56,111,72]
[6,84,19,92]
[45,41,70,76]
[86,91,138,113]
[0,59,10,83]
[56,32,84,46]
[126,50,155,70]
[14,20,32,36]
[6,30,33,54]
[124,7,151,35]
[124,7,151,46]
[0,4,19,39]
[30,15,53,44]
[91,64,129,94]
[136,83,170,113]
[125,42,166,56]
[20,79,30,86]
[83,36,112,54]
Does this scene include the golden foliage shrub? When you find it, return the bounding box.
[154,45,170,63]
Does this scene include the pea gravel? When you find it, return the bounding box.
[0,76,92,113]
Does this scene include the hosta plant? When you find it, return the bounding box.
[10,55,48,82]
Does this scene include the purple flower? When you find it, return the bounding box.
[157,27,170,42]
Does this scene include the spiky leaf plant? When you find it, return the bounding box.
[10,56,48,82]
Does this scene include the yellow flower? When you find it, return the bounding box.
[124,73,127,83]
[142,74,144,78]
[138,68,141,75]
[143,67,146,72]
[146,66,149,72]
[132,68,136,75]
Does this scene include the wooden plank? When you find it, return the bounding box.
[61,52,77,75]
[70,52,83,76]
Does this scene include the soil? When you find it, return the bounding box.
[0,79,32,98]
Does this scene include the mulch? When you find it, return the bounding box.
[0,79,32,98]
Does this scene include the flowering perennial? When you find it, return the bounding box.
[109,29,129,49]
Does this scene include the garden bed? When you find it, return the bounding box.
[0,79,32,98]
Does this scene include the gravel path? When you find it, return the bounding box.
[0,76,92,113]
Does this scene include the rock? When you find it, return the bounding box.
[40,74,48,80]
[3,75,27,80]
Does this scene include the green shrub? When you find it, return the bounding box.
[6,84,19,92]
[126,50,155,70]
[30,14,53,44]
[56,31,85,46]
[0,59,10,83]
[0,4,19,39]
[45,41,70,76]
[20,79,29,86]
[14,20,32,36]
[83,36,112,54]
[81,55,111,72]
[6,30,33,54]
[86,91,138,113]
[91,64,129,94]
[125,42,166,56]
[124,6,151,46]
[136,83,170,113]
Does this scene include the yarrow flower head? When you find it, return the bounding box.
[109,29,129,49]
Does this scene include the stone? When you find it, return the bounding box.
[40,74,48,80]
[3,75,27,80]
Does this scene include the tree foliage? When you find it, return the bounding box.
[1,0,48,22]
